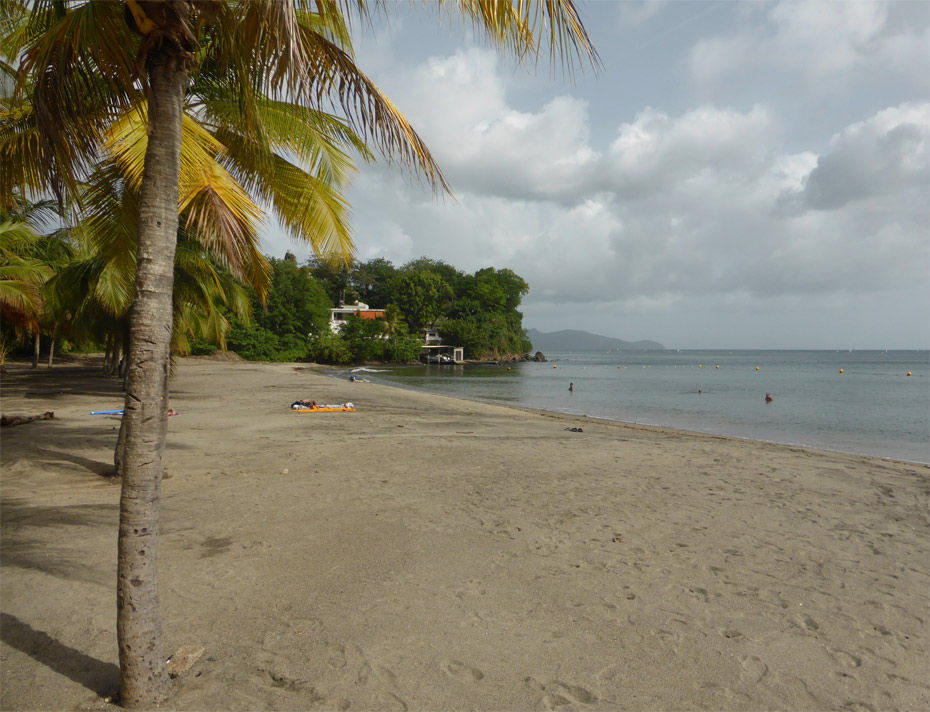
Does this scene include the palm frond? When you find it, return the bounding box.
[195,85,370,186]
[178,157,264,263]
[19,0,140,201]
[104,103,227,191]
[94,258,134,317]
[0,217,39,256]
[0,256,50,284]
[430,0,600,75]
[267,153,354,263]
[0,98,56,210]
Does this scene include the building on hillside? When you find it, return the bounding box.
[329,302,386,333]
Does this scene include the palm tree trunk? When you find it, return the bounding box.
[104,333,113,374]
[116,45,188,709]
[31,330,39,368]
[47,336,54,368]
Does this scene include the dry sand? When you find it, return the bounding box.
[1,356,928,711]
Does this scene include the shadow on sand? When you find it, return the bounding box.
[0,612,119,698]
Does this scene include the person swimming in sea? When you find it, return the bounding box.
[569,382,574,393]
[765,393,774,403]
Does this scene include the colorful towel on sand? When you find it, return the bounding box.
[293,403,355,413]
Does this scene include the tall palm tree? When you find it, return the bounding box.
[14,1,598,706]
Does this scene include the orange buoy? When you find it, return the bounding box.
[715,365,720,369]
[839,369,844,374]
[755,366,760,371]
[553,365,557,369]
[907,372,912,377]
[698,364,702,368]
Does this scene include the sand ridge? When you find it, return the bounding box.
[1,357,928,711]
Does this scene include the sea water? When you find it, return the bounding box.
[347,350,929,464]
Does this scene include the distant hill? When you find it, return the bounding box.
[527,328,665,352]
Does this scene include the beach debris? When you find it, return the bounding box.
[166,644,205,678]
[565,427,583,433]
[91,408,179,416]
[612,536,623,543]
[1,411,54,428]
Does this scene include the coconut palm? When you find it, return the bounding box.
[0,217,49,336]
[0,190,73,366]
[14,1,598,706]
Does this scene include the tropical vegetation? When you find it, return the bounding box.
[305,255,532,362]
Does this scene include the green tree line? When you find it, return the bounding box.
[210,253,533,363]
[2,214,532,367]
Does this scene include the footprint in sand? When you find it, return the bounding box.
[827,648,862,668]
[794,613,820,632]
[525,677,598,709]
[739,655,768,684]
[718,628,745,640]
[440,659,485,681]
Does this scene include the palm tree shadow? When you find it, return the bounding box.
[28,446,116,477]
[0,612,119,698]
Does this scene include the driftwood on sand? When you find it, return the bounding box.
[0,411,54,427]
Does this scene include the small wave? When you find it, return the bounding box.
[351,367,389,373]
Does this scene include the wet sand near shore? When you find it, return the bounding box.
[1,356,928,711]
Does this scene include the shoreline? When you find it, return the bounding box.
[322,362,930,467]
[2,357,928,711]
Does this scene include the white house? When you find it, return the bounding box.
[329,302,386,333]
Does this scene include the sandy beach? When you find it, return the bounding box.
[1,356,928,711]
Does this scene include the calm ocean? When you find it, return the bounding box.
[347,350,929,464]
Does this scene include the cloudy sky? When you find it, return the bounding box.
[264,0,929,350]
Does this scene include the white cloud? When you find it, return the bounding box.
[604,104,775,195]
[767,0,889,77]
[688,0,929,91]
[370,48,599,203]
